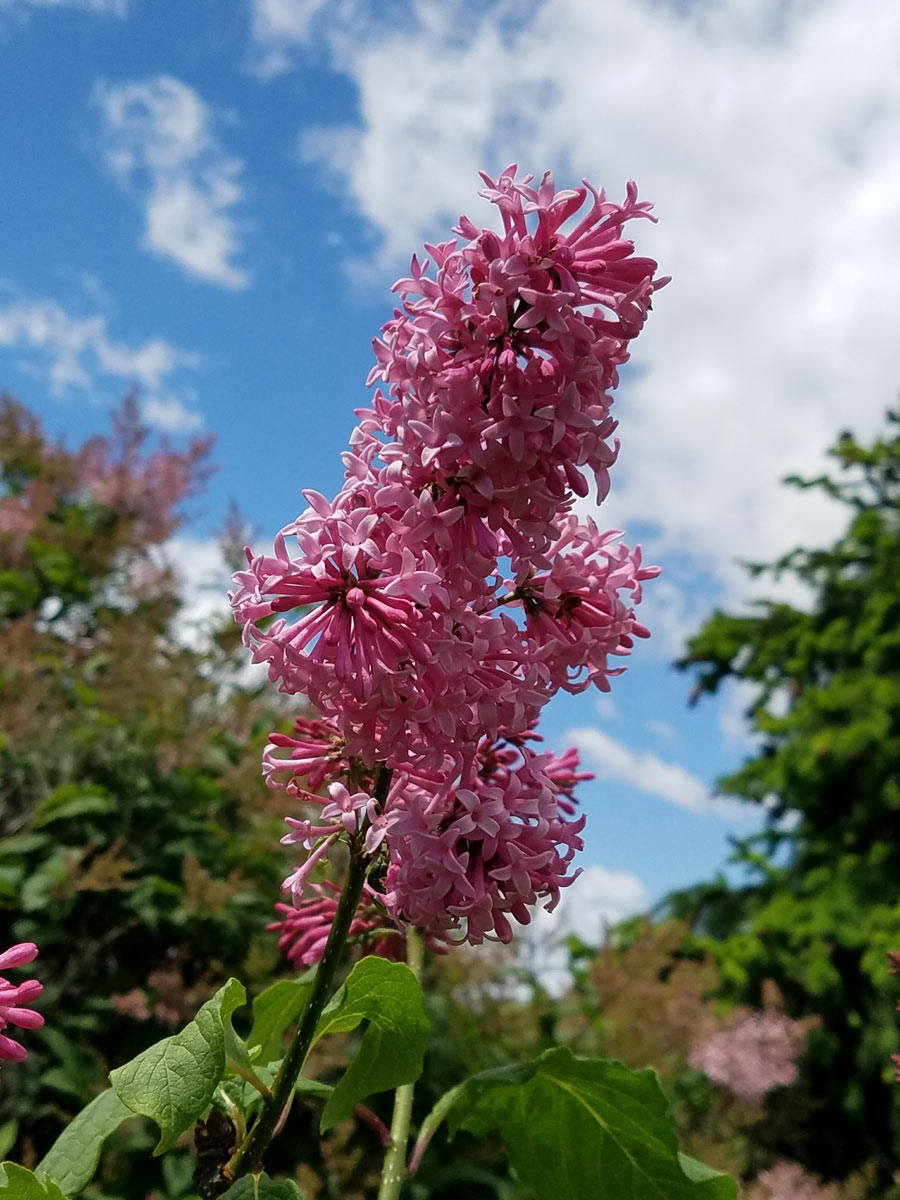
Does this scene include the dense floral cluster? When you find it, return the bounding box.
[688,1007,816,1104]
[0,942,43,1082]
[231,167,665,948]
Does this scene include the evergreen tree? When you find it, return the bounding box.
[674,410,900,1189]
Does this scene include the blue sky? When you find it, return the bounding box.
[2,0,899,931]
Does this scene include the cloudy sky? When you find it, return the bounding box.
[2,0,899,930]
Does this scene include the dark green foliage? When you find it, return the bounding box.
[0,396,286,1195]
[674,410,900,1190]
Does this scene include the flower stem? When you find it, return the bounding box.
[222,820,375,1188]
[376,925,425,1200]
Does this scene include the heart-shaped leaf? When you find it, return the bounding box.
[110,977,246,1153]
[313,956,428,1131]
[447,1047,737,1200]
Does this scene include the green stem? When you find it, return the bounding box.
[223,764,394,1189]
[377,926,425,1200]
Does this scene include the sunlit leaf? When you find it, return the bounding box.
[313,956,428,1131]
[110,977,246,1154]
[448,1047,737,1199]
[0,1162,68,1200]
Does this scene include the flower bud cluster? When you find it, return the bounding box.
[232,167,664,948]
[0,942,43,1081]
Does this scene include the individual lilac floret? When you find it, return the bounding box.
[0,942,43,1080]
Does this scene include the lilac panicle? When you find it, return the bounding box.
[232,168,664,950]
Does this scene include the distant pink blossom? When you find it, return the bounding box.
[689,1007,814,1104]
[0,942,43,1080]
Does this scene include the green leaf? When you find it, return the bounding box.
[223,1010,270,1095]
[38,1089,134,1195]
[0,1124,17,1161]
[110,977,246,1154]
[0,1162,68,1200]
[314,956,428,1131]
[161,1151,195,1197]
[247,976,313,1066]
[222,1172,305,1198]
[677,1153,734,1191]
[31,785,115,829]
[447,1048,737,1200]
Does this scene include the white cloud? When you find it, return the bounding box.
[163,536,233,649]
[568,726,747,818]
[94,75,250,290]
[517,864,649,995]
[716,678,764,750]
[0,0,127,13]
[141,394,204,433]
[0,283,203,431]
[248,0,329,78]
[593,694,618,722]
[287,0,900,613]
[647,718,677,743]
[162,538,271,692]
[558,864,649,940]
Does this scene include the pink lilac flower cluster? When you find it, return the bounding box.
[688,1007,814,1104]
[268,718,596,947]
[232,167,665,948]
[0,942,43,1081]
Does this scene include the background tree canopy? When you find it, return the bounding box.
[0,396,290,1192]
[671,409,900,1190]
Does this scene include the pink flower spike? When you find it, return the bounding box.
[234,167,662,947]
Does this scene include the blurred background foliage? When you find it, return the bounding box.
[1,396,899,1199]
